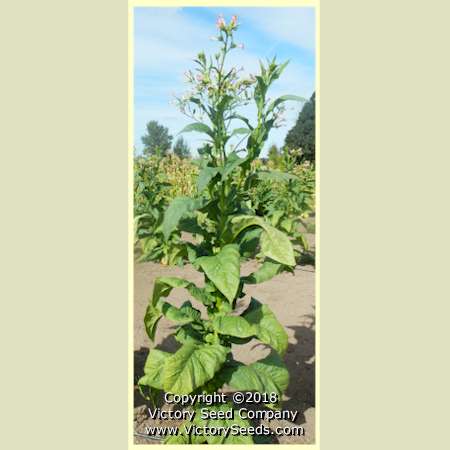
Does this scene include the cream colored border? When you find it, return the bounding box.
[128,1,319,448]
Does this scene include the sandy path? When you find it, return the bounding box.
[133,245,315,444]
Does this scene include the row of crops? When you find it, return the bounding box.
[134,154,315,267]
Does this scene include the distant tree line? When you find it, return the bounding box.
[141,120,191,158]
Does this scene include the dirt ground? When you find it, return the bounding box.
[133,237,315,444]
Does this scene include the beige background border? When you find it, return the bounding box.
[2,0,449,449]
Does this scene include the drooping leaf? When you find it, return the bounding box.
[231,215,296,266]
[196,244,240,302]
[260,225,296,266]
[138,349,169,390]
[163,343,228,394]
[212,315,256,338]
[162,197,203,240]
[241,259,284,285]
[179,122,214,138]
[221,351,289,397]
[242,298,288,355]
[144,303,163,341]
[267,94,305,114]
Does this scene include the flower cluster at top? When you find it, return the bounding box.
[174,15,255,123]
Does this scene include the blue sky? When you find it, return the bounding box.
[134,7,316,157]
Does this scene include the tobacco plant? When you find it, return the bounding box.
[138,15,305,444]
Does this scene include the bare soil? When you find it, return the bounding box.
[133,237,315,444]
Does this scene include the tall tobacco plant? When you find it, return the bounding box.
[138,15,304,444]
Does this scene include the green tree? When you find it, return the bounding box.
[173,136,191,159]
[141,120,173,156]
[267,143,281,167]
[284,92,315,162]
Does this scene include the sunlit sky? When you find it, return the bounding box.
[134,7,316,157]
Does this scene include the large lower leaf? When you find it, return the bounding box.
[196,403,253,445]
[138,349,169,390]
[162,197,203,240]
[242,298,288,355]
[260,225,296,266]
[163,343,228,394]
[212,315,255,338]
[221,351,289,397]
[196,244,240,302]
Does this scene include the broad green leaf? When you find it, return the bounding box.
[163,343,228,394]
[212,315,256,338]
[260,225,296,266]
[242,298,288,355]
[231,215,296,266]
[241,259,284,285]
[138,349,169,390]
[162,197,203,240]
[221,351,289,397]
[196,244,240,302]
[197,166,220,192]
[179,122,214,138]
[194,403,253,444]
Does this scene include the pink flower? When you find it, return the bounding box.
[196,74,204,82]
[231,15,238,26]
[237,43,244,49]
[216,15,225,29]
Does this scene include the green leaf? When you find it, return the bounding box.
[179,122,214,138]
[152,276,214,308]
[268,94,304,113]
[163,343,228,394]
[144,303,162,341]
[212,315,256,338]
[195,403,253,444]
[160,301,201,325]
[138,349,169,390]
[221,351,289,397]
[230,127,250,137]
[196,244,240,302]
[221,151,245,181]
[162,197,203,240]
[241,259,284,285]
[197,166,220,192]
[231,215,296,266]
[260,225,296,266]
[242,298,288,355]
